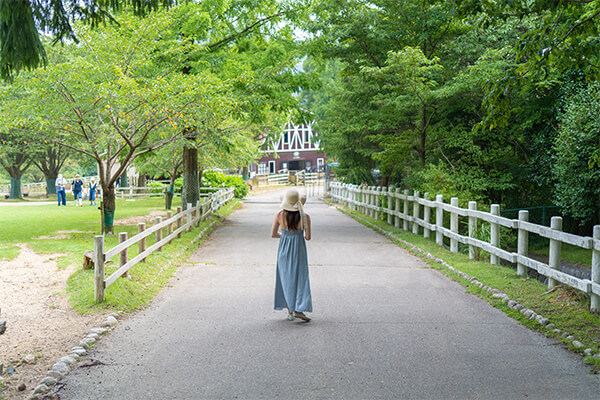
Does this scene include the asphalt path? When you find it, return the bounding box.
[55,190,599,399]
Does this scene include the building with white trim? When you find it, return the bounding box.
[251,122,326,175]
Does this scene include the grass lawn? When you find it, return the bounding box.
[0,197,241,314]
[330,202,600,371]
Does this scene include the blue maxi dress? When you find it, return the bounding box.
[274,227,313,313]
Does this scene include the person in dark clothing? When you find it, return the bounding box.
[72,174,84,206]
[89,178,98,206]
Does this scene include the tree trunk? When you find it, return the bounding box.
[120,172,129,188]
[181,145,199,210]
[9,176,22,199]
[138,174,146,194]
[102,183,116,235]
[46,178,57,195]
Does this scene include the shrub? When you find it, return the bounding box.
[147,181,165,194]
[202,170,249,198]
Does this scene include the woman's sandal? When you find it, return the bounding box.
[293,312,311,322]
[287,312,295,321]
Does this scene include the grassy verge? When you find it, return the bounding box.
[330,202,600,371]
[0,197,241,314]
[0,244,20,261]
[66,199,241,314]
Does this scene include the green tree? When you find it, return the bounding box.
[0,130,34,198]
[0,12,229,232]
[553,82,600,226]
[0,0,177,80]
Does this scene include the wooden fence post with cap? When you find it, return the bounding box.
[435,194,443,246]
[423,192,431,239]
[591,225,600,312]
[155,216,163,251]
[395,188,402,228]
[403,189,409,231]
[490,204,500,265]
[468,201,477,260]
[412,191,420,235]
[387,186,394,225]
[186,203,192,231]
[119,232,129,278]
[376,187,382,219]
[517,210,529,276]
[450,197,459,253]
[176,206,182,238]
[367,186,373,218]
[381,187,387,221]
[138,222,146,262]
[94,235,105,303]
[548,216,563,289]
[167,211,173,235]
[195,200,201,227]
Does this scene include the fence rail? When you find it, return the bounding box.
[330,182,600,312]
[93,186,235,302]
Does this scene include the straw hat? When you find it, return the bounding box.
[280,189,306,212]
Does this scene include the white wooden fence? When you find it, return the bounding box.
[330,182,600,312]
[93,186,234,302]
[267,172,291,185]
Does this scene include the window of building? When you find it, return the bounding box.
[258,163,268,175]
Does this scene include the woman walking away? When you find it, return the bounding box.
[271,189,312,322]
[89,178,98,206]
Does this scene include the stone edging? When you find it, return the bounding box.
[334,205,600,363]
[24,315,118,400]
[22,215,227,400]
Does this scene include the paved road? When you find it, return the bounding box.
[56,190,599,400]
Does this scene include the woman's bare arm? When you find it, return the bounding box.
[271,211,281,238]
[304,214,311,241]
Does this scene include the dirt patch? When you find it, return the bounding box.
[543,285,587,304]
[33,234,71,240]
[114,210,167,226]
[0,244,104,399]
[34,230,95,240]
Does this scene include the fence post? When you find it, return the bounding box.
[450,197,459,253]
[167,211,173,235]
[360,186,369,215]
[119,232,129,278]
[138,222,146,262]
[395,189,401,228]
[423,192,431,239]
[94,235,105,303]
[403,189,409,231]
[381,187,387,221]
[346,184,351,207]
[517,210,529,276]
[155,216,163,251]
[548,216,563,289]
[490,204,500,265]
[591,225,600,312]
[412,191,420,235]
[435,194,443,246]
[176,206,183,238]
[387,187,394,225]
[195,200,202,227]
[468,201,477,260]
[186,203,192,231]
[376,187,382,219]
[364,186,370,216]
